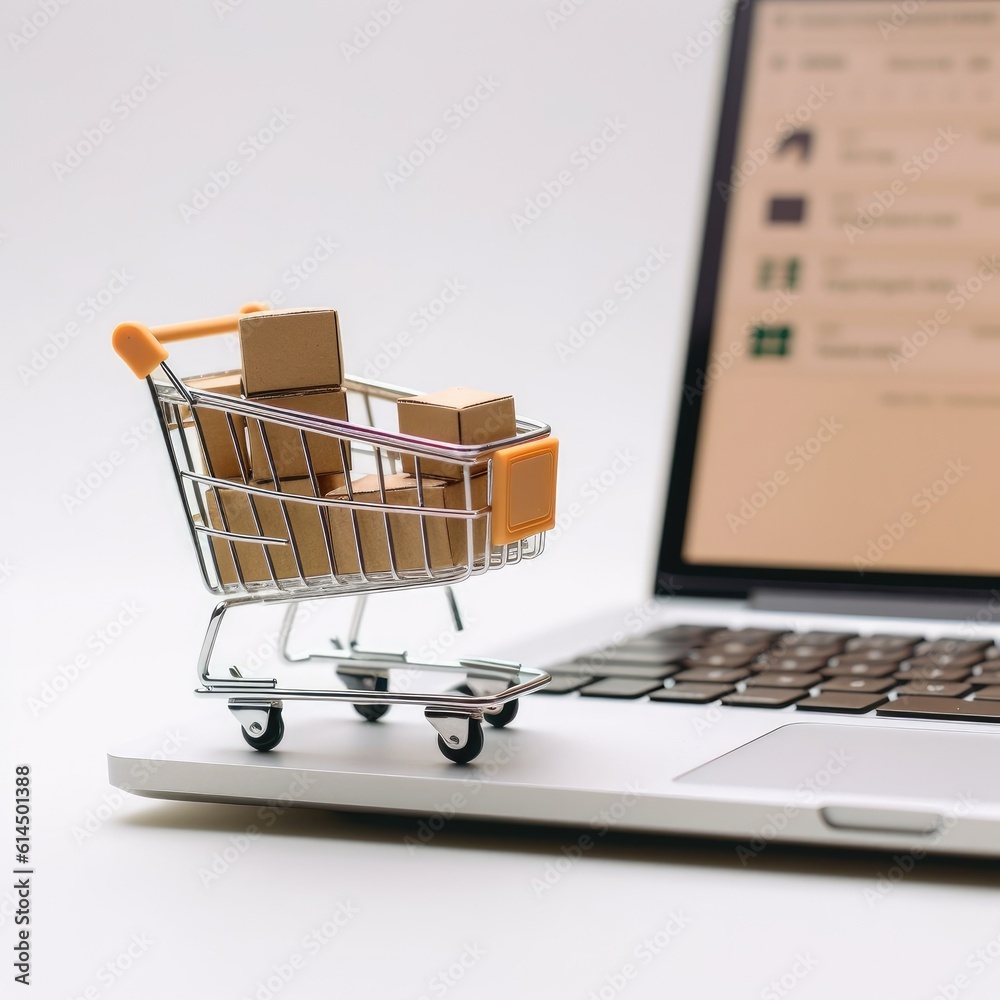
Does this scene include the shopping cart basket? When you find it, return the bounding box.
[112,303,557,763]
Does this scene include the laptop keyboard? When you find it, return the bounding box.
[540,625,1000,722]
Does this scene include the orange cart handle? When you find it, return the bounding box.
[112,301,269,379]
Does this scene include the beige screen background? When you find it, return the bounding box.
[683,0,1000,575]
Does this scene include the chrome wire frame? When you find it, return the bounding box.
[148,365,552,719]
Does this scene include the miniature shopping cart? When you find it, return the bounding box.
[112,303,557,763]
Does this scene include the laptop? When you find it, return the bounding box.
[110,0,1000,857]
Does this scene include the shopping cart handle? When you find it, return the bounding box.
[112,302,270,378]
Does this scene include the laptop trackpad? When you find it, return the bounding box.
[676,723,1000,805]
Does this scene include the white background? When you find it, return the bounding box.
[5,1,1000,998]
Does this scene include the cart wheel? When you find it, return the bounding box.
[241,709,284,752]
[486,698,518,729]
[437,719,484,764]
[352,676,390,722]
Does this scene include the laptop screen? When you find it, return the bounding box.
[662,0,1000,593]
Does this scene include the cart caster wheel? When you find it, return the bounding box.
[486,698,518,728]
[437,719,484,764]
[352,676,390,722]
[241,710,284,751]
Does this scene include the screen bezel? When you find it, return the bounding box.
[655,0,1000,601]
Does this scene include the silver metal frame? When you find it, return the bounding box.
[145,362,553,761]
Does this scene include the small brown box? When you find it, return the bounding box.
[443,473,490,567]
[239,308,344,397]
[247,388,351,481]
[206,474,347,586]
[185,372,248,479]
[397,387,516,480]
[326,473,452,575]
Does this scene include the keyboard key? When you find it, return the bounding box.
[674,667,751,684]
[828,650,911,666]
[576,648,685,666]
[648,625,718,643]
[783,631,856,645]
[578,678,665,699]
[747,672,823,688]
[797,692,889,714]
[822,676,896,693]
[706,628,786,644]
[893,667,973,683]
[616,638,692,654]
[722,688,807,709]
[901,653,984,672]
[877,697,1000,723]
[895,681,974,698]
[770,642,843,659]
[845,634,921,652]
[548,663,678,681]
[974,671,1000,685]
[754,655,831,672]
[649,683,734,704]
[536,675,592,695]
[822,661,898,678]
[916,639,993,656]
[680,648,757,668]
[973,687,1000,701]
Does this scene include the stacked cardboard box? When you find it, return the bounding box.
[197,310,518,586]
[395,387,517,567]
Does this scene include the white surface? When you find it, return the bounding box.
[7,1,1000,998]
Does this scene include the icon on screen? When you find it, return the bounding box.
[749,325,793,357]
[767,197,806,224]
[777,129,812,162]
[758,257,800,290]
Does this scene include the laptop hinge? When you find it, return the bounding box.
[749,588,1000,622]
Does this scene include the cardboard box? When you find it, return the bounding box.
[443,473,490,566]
[239,308,344,396]
[185,372,248,479]
[247,388,351,481]
[326,473,453,575]
[397,387,516,480]
[206,474,347,586]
